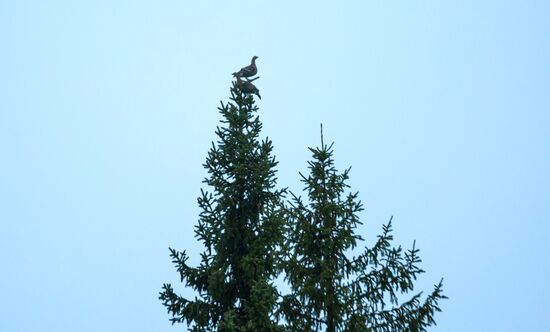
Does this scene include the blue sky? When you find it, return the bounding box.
[1,1,548,331]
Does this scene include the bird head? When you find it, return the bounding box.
[251,56,259,63]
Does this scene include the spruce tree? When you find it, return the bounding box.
[159,77,285,331]
[280,128,446,332]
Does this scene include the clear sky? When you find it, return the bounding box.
[1,1,548,331]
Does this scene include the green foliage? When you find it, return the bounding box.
[160,78,446,331]
[159,83,286,331]
[280,132,446,331]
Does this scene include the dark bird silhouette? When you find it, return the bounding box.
[235,75,261,99]
[232,56,258,78]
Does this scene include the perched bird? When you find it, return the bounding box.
[232,56,258,78]
[235,75,261,99]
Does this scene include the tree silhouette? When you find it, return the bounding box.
[159,78,285,331]
[160,64,446,331]
[280,127,446,332]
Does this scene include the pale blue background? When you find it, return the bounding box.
[1,1,548,331]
